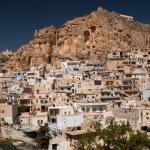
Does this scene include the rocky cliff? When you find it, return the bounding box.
[1,8,150,72]
[0,50,14,73]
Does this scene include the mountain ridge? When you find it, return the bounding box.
[1,7,150,73]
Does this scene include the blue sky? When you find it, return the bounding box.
[0,0,149,51]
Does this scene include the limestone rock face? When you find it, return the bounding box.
[3,26,57,72]
[0,50,14,73]
[1,8,150,72]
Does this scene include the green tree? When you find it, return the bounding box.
[74,132,96,150]
[128,131,150,150]
[101,117,132,150]
[74,117,150,150]
[36,124,51,149]
[18,105,30,115]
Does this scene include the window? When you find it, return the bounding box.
[78,84,81,88]
[94,80,101,85]
[86,107,90,112]
[41,120,43,124]
[2,110,4,113]
[52,144,57,150]
[37,120,40,124]
[93,107,97,112]
[37,108,40,111]
[52,118,56,123]
[82,107,85,112]
[99,107,104,111]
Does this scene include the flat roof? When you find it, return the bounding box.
[21,128,36,133]
[48,105,73,109]
[66,129,95,136]
[74,102,109,106]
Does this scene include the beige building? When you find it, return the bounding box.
[113,106,150,130]
[138,107,150,127]
[0,102,18,124]
[113,108,139,129]
[74,78,104,94]
[19,112,48,127]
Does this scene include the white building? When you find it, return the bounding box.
[48,106,84,130]
[73,102,108,117]
[121,100,137,109]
